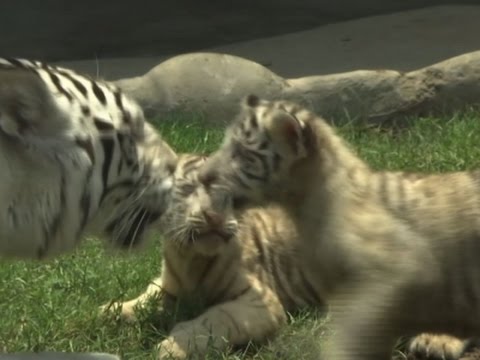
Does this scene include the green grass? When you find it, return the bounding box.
[3,110,480,359]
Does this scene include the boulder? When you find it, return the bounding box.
[115,51,480,125]
[114,53,287,124]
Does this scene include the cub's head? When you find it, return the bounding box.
[198,94,317,207]
[163,154,238,257]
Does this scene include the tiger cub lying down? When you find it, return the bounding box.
[102,153,325,359]
[101,153,470,360]
[194,95,480,360]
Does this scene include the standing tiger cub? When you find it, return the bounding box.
[195,95,480,360]
[0,58,176,259]
[101,153,327,359]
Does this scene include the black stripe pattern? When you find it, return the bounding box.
[0,57,165,257]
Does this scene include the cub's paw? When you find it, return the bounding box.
[407,333,466,360]
[99,301,138,323]
[459,339,480,360]
[157,337,188,359]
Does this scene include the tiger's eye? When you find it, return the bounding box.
[166,161,176,174]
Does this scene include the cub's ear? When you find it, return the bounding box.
[265,109,303,154]
[0,68,68,140]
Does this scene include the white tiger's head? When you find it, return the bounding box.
[198,95,317,208]
[0,64,177,257]
[162,154,238,257]
[81,97,177,251]
[97,120,177,251]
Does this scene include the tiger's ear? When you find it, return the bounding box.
[265,109,303,154]
[0,69,68,140]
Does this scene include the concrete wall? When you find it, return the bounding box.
[1,0,478,62]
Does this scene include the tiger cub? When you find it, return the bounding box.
[195,95,480,360]
[0,58,176,259]
[101,153,325,359]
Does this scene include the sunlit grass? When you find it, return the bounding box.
[3,110,480,358]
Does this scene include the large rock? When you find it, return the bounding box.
[114,53,287,123]
[114,51,480,125]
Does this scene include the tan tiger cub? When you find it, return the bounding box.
[196,95,480,360]
[101,153,325,359]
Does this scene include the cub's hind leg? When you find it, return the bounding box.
[157,281,286,359]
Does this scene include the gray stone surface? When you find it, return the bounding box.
[55,5,480,80]
[114,51,480,125]
[0,354,119,360]
[285,51,480,124]
[1,0,477,62]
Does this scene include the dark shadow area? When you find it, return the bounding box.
[1,0,478,61]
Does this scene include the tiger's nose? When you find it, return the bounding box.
[202,210,224,228]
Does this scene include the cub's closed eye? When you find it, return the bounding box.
[232,196,249,209]
[179,183,196,195]
[199,171,218,188]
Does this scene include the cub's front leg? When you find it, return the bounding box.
[157,283,286,359]
[100,276,167,322]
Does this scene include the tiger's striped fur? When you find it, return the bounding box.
[196,95,480,360]
[0,58,176,259]
[102,153,325,359]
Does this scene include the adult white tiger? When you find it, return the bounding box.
[0,58,177,259]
